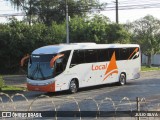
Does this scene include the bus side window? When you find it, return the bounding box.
[70,50,85,67]
[115,48,120,60]
[55,50,71,75]
[108,48,115,60]
[84,49,98,63]
[119,48,130,60]
[97,49,109,62]
[128,47,139,59]
[130,47,139,59]
[61,50,71,69]
[55,58,64,75]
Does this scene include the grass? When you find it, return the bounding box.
[0,75,26,92]
[0,75,4,90]
[141,66,160,71]
[1,85,26,91]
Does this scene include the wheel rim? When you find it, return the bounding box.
[120,75,125,85]
[70,80,77,93]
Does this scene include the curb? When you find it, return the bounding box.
[140,70,160,78]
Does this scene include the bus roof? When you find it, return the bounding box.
[32,43,140,54]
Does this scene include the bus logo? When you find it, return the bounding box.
[92,64,107,71]
[103,52,118,81]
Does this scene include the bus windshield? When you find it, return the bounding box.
[27,50,71,80]
[27,54,56,80]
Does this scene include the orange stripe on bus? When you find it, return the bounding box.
[50,54,64,67]
[128,48,139,60]
[103,70,118,81]
[27,82,55,92]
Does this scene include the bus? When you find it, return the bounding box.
[21,43,141,93]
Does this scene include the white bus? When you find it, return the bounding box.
[22,43,141,93]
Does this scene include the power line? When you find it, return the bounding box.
[0,5,160,17]
[107,3,160,8]
[1,1,160,17]
[107,0,160,6]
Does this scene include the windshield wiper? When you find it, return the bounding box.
[38,64,45,80]
[30,64,38,79]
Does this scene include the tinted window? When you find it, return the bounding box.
[119,48,130,60]
[84,49,98,63]
[129,47,139,59]
[115,48,120,60]
[70,50,85,67]
[107,48,139,60]
[60,50,71,69]
[108,48,115,60]
[55,50,71,75]
[70,47,139,68]
[97,49,110,62]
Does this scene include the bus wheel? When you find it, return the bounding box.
[69,79,78,93]
[118,73,126,86]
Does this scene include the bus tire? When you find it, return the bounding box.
[118,73,126,86]
[69,79,78,93]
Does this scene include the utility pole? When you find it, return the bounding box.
[66,0,69,44]
[116,0,119,24]
[29,0,32,25]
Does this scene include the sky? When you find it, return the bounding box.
[99,0,160,23]
[0,0,160,23]
[0,0,23,23]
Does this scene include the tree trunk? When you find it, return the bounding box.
[147,54,152,68]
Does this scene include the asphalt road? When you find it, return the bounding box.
[1,71,160,120]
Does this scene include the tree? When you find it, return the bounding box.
[106,23,131,44]
[87,14,110,43]
[0,18,66,73]
[131,15,160,67]
[69,15,130,44]
[6,0,107,25]
[69,14,110,43]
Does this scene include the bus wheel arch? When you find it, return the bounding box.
[118,72,126,86]
[69,78,79,93]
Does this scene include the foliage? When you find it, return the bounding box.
[129,15,160,67]
[1,85,26,91]
[69,15,130,44]
[141,66,160,71]
[6,0,106,25]
[106,23,131,43]
[86,15,110,43]
[0,76,4,90]
[0,18,66,73]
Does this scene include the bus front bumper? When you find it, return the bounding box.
[27,82,55,92]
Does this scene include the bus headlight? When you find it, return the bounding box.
[46,81,54,85]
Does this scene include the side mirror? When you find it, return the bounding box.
[20,54,30,67]
[50,54,64,68]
